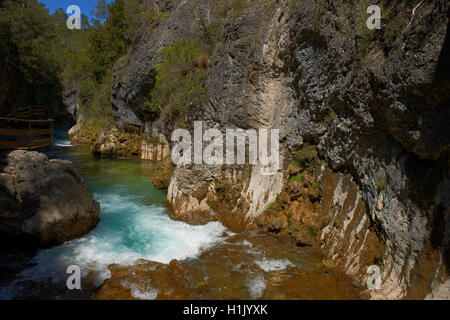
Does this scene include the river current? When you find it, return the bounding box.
[0,129,229,299]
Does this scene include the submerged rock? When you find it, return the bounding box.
[0,150,100,247]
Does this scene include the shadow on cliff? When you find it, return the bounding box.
[385,17,450,275]
[430,16,450,274]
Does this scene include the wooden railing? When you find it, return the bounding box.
[0,117,54,151]
[3,106,48,120]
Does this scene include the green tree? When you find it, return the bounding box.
[0,0,63,113]
[91,0,109,21]
[0,0,164,122]
[87,0,126,82]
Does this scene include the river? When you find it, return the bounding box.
[0,128,362,300]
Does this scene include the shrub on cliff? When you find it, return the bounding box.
[145,40,208,125]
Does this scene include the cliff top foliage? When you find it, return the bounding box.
[65,0,166,122]
[0,0,166,122]
[0,0,65,114]
[1,0,437,125]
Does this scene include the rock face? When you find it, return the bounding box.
[110,0,181,127]
[140,122,170,161]
[0,150,100,247]
[110,0,449,299]
[150,155,173,190]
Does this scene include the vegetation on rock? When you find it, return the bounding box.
[145,40,208,126]
[150,155,174,189]
[144,16,222,126]
[256,144,326,247]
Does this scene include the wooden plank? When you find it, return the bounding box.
[0,128,28,136]
[0,117,53,123]
[15,110,46,116]
[0,109,53,150]
[11,107,46,113]
[31,128,52,137]
[32,138,52,148]
[0,140,29,149]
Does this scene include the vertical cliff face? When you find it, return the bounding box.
[111,0,187,127]
[110,0,449,299]
[280,0,450,299]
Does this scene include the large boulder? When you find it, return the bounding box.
[0,150,100,247]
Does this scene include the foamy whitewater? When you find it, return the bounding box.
[53,128,73,147]
[21,194,228,285]
[255,257,294,272]
[0,136,230,298]
[247,273,267,300]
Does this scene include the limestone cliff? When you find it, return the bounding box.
[109,0,449,299]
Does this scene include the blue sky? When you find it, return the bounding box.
[39,0,105,19]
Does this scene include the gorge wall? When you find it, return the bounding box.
[83,0,449,299]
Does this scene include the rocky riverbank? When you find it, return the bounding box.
[95,231,363,300]
[0,150,101,295]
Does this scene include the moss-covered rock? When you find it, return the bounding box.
[91,127,141,159]
[256,145,325,247]
[150,155,174,189]
[71,119,108,146]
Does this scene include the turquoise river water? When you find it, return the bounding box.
[0,129,230,299]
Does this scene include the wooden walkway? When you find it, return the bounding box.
[0,107,54,151]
